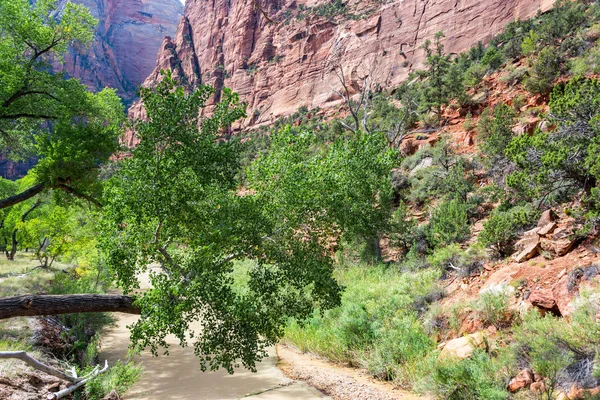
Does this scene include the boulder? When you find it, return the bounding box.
[513,240,540,263]
[552,274,573,316]
[537,222,557,236]
[508,369,534,392]
[554,238,577,256]
[528,289,556,310]
[556,392,569,400]
[568,384,586,399]
[440,332,487,360]
[552,226,578,256]
[537,209,556,228]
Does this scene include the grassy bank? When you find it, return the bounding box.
[283,263,600,399]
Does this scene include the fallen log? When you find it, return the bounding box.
[0,294,140,320]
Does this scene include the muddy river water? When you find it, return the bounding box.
[99,269,328,399]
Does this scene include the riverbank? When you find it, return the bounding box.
[277,344,428,400]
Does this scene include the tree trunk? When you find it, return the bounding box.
[0,294,140,320]
[8,228,17,260]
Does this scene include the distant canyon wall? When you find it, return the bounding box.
[135,0,554,127]
[56,0,184,104]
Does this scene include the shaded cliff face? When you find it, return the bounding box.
[137,0,554,126]
[57,0,184,104]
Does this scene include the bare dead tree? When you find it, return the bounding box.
[327,55,419,149]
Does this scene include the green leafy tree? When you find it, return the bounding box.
[0,0,124,209]
[100,73,394,372]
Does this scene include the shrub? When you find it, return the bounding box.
[524,46,562,95]
[285,266,440,389]
[432,350,510,400]
[428,244,486,277]
[481,47,505,70]
[521,30,538,56]
[427,199,471,249]
[464,63,487,87]
[478,104,515,165]
[513,313,575,399]
[507,77,600,205]
[85,361,142,400]
[475,288,513,328]
[478,205,538,257]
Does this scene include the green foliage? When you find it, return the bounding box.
[481,47,505,70]
[432,350,511,400]
[521,30,538,56]
[284,265,438,387]
[426,199,470,249]
[250,127,398,251]
[512,292,600,398]
[419,32,454,117]
[475,289,512,328]
[100,72,397,372]
[478,104,515,180]
[427,244,486,277]
[85,361,142,400]
[570,42,600,76]
[524,46,562,95]
[506,77,600,205]
[464,63,487,88]
[0,0,124,207]
[478,205,537,256]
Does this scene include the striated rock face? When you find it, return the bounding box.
[56,0,184,104]
[135,0,554,126]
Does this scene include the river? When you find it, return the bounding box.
[98,268,329,399]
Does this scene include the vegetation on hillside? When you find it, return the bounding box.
[2,0,600,398]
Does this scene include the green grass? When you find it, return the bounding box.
[284,264,440,387]
[0,252,39,275]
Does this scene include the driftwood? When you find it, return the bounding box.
[0,351,111,399]
[47,360,109,400]
[0,351,77,382]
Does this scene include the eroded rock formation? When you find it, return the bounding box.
[135,0,554,126]
[56,0,184,104]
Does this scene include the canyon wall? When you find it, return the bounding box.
[56,0,184,104]
[137,0,554,126]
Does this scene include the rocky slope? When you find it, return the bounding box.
[56,0,184,104]
[135,0,554,126]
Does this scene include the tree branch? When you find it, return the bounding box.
[55,185,103,209]
[0,183,46,210]
[48,360,110,400]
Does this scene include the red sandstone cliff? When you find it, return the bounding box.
[56,0,183,104]
[136,0,554,126]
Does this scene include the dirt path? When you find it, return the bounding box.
[99,269,328,399]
